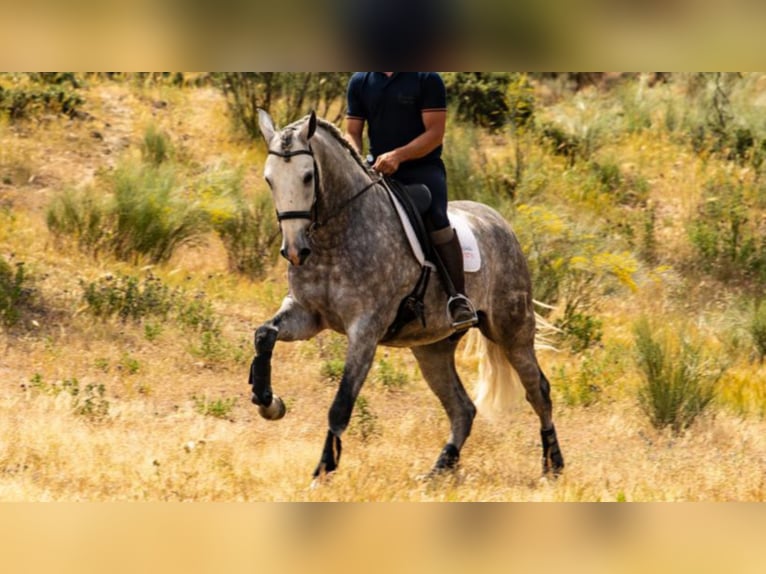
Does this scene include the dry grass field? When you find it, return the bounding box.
[1,74,766,501]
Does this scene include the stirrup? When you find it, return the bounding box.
[447,294,479,330]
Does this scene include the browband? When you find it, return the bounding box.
[268,149,313,160]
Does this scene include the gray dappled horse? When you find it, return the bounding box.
[250,110,564,480]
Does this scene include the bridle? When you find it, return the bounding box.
[267,145,381,235]
[267,147,318,223]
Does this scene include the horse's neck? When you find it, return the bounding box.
[313,131,373,215]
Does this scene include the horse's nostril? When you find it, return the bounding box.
[280,248,288,260]
[299,248,312,264]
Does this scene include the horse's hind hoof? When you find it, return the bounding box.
[542,457,565,478]
[258,396,286,420]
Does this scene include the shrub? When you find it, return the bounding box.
[557,356,603,407]
[351,395,378,442]
[26,374,110,422]
[48,162,210,264]
[141,124,173,166]
[0,85,85,120]
[513,204,638,345]
[688,179,766,284]
[634,318,723,434]
[320,359,345,384]
[81,273,175,323]
[750,301,766,364]
[556,305,603,353]
[374,357,409,390]
[46,187,109,255]
[193,395,237,420]
[0,257,29,327]
[199,167,280,278]
[217,73,350,137]
[111,163,208,264]
[443,73,532,131]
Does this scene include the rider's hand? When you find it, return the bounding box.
[373,150,402,176]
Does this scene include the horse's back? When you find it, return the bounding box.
[449,200,535,342]
[448,200,529,284]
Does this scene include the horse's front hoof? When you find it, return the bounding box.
[258,395,286,420]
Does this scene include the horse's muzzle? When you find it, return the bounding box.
[281,246,312,266]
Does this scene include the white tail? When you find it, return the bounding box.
[462,302,559,419]
[466,332,525,418]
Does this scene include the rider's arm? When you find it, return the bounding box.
[345,73,366,156]
[373,110,445,175]
[345,117,366,156]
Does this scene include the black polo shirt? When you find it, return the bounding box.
[346,72,447,167]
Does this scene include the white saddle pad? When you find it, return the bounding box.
[387,190,482,273]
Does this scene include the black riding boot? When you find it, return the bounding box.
[432,227,478,330]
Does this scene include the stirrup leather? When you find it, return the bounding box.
[447,294,478,330]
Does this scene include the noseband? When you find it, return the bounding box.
[267,145,381,232]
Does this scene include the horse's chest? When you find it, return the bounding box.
[289,263,357,307]
[289,256,402,315]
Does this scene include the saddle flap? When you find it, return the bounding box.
[402,183,431,215]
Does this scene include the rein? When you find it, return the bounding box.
[268,146,381,234]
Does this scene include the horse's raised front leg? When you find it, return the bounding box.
[314,320,378,478]
[249,296,322,420]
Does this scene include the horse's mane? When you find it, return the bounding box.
[284,115,373,175]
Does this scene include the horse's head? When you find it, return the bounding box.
[258,109,318,266]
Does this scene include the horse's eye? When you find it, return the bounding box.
[303,172,313,185]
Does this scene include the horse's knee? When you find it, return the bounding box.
[254,324,279,355]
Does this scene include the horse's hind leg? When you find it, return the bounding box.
[506,346,565,475]
[411,338,477,472]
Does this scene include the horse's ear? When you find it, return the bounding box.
[258,108,276,142]
[302,110,317,141]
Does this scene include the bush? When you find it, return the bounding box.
[0,257,30,327]
[688,178,766,284]
[193,395,237,420]
[443,72,534,131]
[750,301,766,364]
[374,357,409,390]
[0,76,84,120]
[48,162,210,264]
[557,356,603,407]
[81,272,219,332]
[81,273,175,323]
[513,204,638,342]
[556,305,603,353]
[141,124,173,166]
[111,163,208,263]
[217,73,350,137]
[634,318,723,434]
[27,374,110,422]
[199,167,280,278]
[46,187,110,256]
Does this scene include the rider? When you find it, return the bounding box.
[345,72,478,330]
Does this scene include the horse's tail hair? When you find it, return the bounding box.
[463,332,525,419]
[463,305,559,419]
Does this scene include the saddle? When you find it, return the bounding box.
[382,178,436,341]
